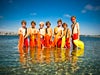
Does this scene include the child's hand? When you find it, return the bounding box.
[19,30,23,34]
[24,36,27,39]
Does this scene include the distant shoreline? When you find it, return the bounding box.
[0,32,17,36]
[81,35,100,38]
[0,31,100,38]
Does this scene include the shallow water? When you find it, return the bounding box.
[0,35,100,75]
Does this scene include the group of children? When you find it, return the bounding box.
[18,16,80,52]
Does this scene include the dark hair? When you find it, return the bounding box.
[71,16,76,19]
[21,20,26,25]
[31,21,36,25]
[62,23,68,27]
[57,19,62,24]
[46,21,51,26]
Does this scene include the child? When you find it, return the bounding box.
[53,19,63,47]
[18,20,28,54]
[44,21,53,48]
[62,23,70,49]
[71,16,80,50]
[38,22,45,48]
[25,21,38,47]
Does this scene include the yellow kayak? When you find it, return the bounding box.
[73,40,84,56]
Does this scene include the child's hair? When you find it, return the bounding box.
[21,20,26,25]
[39,22,44,26]
[57,19,62,24]
[46,21,51,26]
[71,16,76,19]
[62,23,68,27]
[31,21,36,25]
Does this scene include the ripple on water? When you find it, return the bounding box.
[0,36,100,75]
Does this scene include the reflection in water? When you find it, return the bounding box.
[30,47,36,63]
[43,48,51,63]
[71,48,81,73]
[71,45,84,72]
[22,48,70,61]
[1,36,100,74]
[18,46,83,74]
[54,48,61,62]
[61,48,70,62]
[19,47,73,64]
[19,45,28,67]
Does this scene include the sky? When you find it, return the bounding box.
[0,0,100,35]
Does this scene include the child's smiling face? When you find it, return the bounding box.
[62,23,68,29]
[31,23,35,28]
[58,22,62,27]
[46,24,50,28]
[22,23,26,28]
[63,25,67,29]
[40,24,44,29]
[71,17,76,23]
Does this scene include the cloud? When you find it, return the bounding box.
[0,16,3,19]
[85,4,94,10]
[64,14,71,18]
[82,4,100,13]
[81,10,87,13]
[30,13,37,16]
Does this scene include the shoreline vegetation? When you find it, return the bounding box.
[0,31,100,38]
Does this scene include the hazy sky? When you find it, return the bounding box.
[0,0,100,35]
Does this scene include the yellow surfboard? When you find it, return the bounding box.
[73,40,84,56]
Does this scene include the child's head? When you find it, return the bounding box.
[21,20,26,28]
[31,21,36,28]
[57,19,62,27]
[71,16,76,23]
[39,22,44,29]
[46,21,51,28]
[62,23,68,29]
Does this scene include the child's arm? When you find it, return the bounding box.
[68,29,71,43]
[18,28,22,35]
[61,30,64,37]
[77,23,80,39]
[24,28,30,38]
[54,27,58,35]
[60,29,63,38]
[50,28,53,40]
[50,28,53,36]
[71,24,73,37]
[43,29,46,36]
[68,29,71,38]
